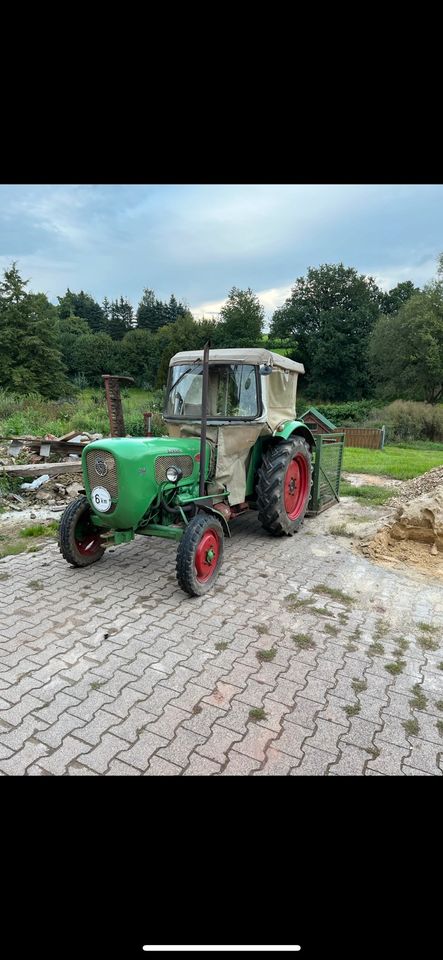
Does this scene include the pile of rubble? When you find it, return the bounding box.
[0,431,102,513]
[388,465,443,506]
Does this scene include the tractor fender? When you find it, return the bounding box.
[272,420,316,450]
[196,503,231,538]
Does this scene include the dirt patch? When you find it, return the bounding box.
[342,472,403,489]
[360,485,443,581]
[360,525,443,582]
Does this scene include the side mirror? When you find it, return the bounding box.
[259,364,273,376]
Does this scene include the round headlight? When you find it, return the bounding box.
[166,465,183,483]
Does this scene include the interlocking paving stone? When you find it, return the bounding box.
[2,511,443,775]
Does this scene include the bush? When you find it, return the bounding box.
[301,399,375,424]
[376,400,443,443]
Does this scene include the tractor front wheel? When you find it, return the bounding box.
[256,437,312,536]
[58,496,105,567]
[176,513,224,596]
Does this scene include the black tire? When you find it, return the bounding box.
[58,496,105,567]
[176,513,224,597]
[256,437,312,536]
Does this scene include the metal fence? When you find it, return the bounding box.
[307,432,345,516]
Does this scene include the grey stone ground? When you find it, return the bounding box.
[1,502,442,775]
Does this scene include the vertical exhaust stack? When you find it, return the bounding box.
[199,341,210,497]
[143,411,153,437]
[102,375,135,437]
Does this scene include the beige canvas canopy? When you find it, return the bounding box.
[169,348,305,374]
[166,348,305,505]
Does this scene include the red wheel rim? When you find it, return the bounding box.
[284,453,309,520]
[195,529,221,583]
[75,514,102,557]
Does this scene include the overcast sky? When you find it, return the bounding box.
[0,184,441,319]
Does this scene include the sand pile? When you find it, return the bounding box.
[360,485,443,580]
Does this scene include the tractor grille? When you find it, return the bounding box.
[155,455,194,484]
[85,449,119,500]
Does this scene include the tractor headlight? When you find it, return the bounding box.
[166,465,183,484]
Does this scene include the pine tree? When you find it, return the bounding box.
[109,297,134,340]
[0,263,69,397]
[57,289,106,333]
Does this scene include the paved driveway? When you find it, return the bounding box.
[1,509,442,775]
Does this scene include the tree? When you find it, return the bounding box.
[219,287,264,347]
[369,289,443,403]
[57,289,106,333]
[58,315,91,377]
[379,280,420,315]
[270,263,381,399]
[0,264,69,397]
[70,333,120,386]
[109,296,134,340]
[135,288,164,332]
[120,328,156,386]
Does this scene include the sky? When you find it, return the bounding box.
[0,183,441,322]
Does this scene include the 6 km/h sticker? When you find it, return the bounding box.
[91,486,112,512]
[142,949,302,953]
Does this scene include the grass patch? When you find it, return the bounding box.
[292,633,316,650]
[338,613,349,625]
[256,647,276,662]
[393,637,409,656]
[340,482,394,506]
[329,523,353,537]
[249,707,267,722]
[285,595,314,610]
[368,641,385,656]
[352,679,367,695]
[27,579,43,590]
[438,662,443,671]
[403,718,419,737]
[418,622,437,634]
[375,619,389,638]
[90,680,106,690]
[19,521,59,538]
[313,584,354,605]
[256,624,269,635]
[344,703,361,717]
[385,660,406,675]
[0,541,30,559]
[409,684,428,710]
[342,445,443,481]
[435,700,443,711]
[418,635,439,652]
[324,624,339,636]
[437,720,443,737]
[311,606,335,618]
[0,572,10,580]
[365,746,380,759]
[215,641,229,651]
[192,704,202,715]
[346,642,358,652]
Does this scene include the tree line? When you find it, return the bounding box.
[0,258,442,403]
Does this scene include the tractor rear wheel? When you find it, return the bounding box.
[256,437,312,536]
[58,496,105,567]
[176,513,224,596]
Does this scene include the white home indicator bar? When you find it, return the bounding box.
[143,948,301,953]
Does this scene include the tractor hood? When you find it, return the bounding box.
[82,435,210,530]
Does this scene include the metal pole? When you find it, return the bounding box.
[199,341,210,496]
[143,412,153,437]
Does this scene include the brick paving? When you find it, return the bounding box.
[1,512,443,775]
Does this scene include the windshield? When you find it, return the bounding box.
[165,363,260,419]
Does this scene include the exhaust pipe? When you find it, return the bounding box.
[199,340,210,497]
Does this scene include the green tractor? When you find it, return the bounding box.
[59,346,315,596]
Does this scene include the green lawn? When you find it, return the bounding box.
[342,445,443,480]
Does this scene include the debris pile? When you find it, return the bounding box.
[388,465,443,505]
[0,431,102,513]
[360,482,443,580]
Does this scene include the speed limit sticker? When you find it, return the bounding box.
[91,486,112,512]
